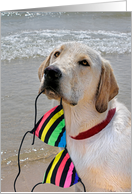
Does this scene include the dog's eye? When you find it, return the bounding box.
[79,60,90,66]
[54,51,60,58]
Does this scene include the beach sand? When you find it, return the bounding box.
[1,158,75,192]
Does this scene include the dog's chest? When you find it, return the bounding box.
[66,135,128,192]
[67,136,106,185]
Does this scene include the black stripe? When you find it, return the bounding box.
[70,167,76,186]
[55,126,65,146]
[43,158,54,183]
[38,105,62,139]
[44,114,64,144]
[59,157,71,187]
[50,149,66,184]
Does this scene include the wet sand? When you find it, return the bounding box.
[1,159,75,192]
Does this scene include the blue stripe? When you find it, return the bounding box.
[74,172,79,184]
[58,130,66,147]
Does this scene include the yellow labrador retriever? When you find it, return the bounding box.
[38,42,131,192]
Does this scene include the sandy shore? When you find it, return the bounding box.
[1,159,75,192]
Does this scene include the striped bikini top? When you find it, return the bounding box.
[30,104,66,147]
[14,91,86,192]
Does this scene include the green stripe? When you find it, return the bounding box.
[43,173,46,184]
[47,119,65,146]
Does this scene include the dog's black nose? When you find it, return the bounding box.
[44,66,62,80]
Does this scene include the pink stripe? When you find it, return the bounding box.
[35,106,58,137]
[64,162,74,188]
[55,153,70,187]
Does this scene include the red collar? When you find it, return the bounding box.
[70,108,116,140]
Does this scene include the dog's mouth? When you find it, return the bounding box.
[39,86,77,106]
[39,86,60,100]
[39,83,77,106]
[45,87,60,100]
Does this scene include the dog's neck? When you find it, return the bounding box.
[62,99,115,137]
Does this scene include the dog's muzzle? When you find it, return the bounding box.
[43,66,62,96]
[41,66,77,105]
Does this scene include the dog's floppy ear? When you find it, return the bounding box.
[95,60,119,113]
[38,51,53,82]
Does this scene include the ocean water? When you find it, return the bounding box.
[1,12,131,61]
[1,12,131,179]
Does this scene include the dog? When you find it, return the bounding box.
[38,42,131,192]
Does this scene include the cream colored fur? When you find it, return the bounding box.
[38,42,131,192]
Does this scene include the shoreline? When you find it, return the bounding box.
[1,159,75,192]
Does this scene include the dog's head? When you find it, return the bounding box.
[38,42,119,113]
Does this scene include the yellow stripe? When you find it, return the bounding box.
[41,109,64,142]
[45,149,64,183]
